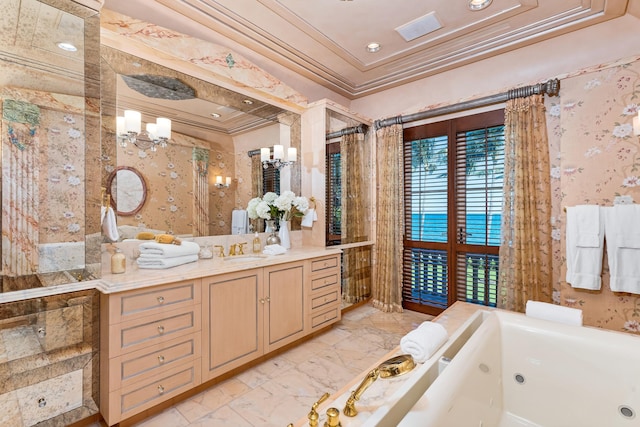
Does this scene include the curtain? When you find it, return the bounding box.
[498,94,553,312]
[250,154,264,232]
[341,132,371,302]
[372,124,404,313]
[192,148,209,237]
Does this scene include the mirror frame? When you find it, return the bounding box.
[107,166,147,216]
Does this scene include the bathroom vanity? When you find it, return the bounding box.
[98,248,341,426]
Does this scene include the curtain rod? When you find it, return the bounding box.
[374,78,560,130]
[325,123,368,140]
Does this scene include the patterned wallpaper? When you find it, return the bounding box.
[548,56,640,333]
[105,130,236,236]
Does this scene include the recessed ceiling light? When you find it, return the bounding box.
[468,0,492,11]
[56,42,77,52]
[366,42,381,53]
[210,113,221,118]
[242,99,254,105]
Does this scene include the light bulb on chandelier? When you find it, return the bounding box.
[260,144,296,170]
[116,110,172,152]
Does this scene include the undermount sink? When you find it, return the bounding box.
[222,255,268,263]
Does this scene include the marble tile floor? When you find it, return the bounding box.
[90,304,433,427]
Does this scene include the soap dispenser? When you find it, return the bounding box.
[252,232,262,253]
[111,248,126,274]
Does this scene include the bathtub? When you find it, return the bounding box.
[393,310,640,427]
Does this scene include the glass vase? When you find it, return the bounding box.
[265,220,280,246]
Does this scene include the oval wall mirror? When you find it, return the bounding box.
[107,166,147,216]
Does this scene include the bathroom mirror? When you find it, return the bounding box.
[100,46,301,238]
[107,167,147,216]
[0,0,101,291]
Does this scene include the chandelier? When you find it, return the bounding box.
[116,110,172,152]
[260,144,296,170]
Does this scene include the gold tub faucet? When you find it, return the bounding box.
[308,392,330,427]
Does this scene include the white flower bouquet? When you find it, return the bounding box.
[247,191,309,221]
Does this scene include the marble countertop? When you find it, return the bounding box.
[0,246,342,304]
[291,302,489,427]
[98,246,342,294]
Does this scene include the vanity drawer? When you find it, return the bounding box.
[110,333,201,391]
[311,289,339,310]
[115,361,201,421]
[109,305,201,357]
[108,279,201,324]
[311,256,338,273]
[311,273,339,291]
[310,305,340,329]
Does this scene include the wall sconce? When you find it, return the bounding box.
[117,110,171,152]
[260,144,296,170]
[214,176,231,188]
[634,111,640,136]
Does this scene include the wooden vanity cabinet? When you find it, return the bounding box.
[202,261,306,381]
[100,279,202,426]
[99,253,341,425]
[308,255,342,331]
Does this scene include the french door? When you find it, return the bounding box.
[402,110,505,316]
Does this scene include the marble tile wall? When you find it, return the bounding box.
[0,289,99,427]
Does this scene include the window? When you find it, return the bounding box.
[326,141,341,245]
[262,164,280,195]
[402,110,504,315]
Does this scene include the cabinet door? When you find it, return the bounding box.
[264,262,305,353]
[202,270,263,380]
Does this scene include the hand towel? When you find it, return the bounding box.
[137,254,198,269]
[263,244,287,255]
[400,321,448,363]
[102,206,120,242]
[604,205,640,293]
[565,205,604,290]
[525,300,583,326]
[301,208,318,227]
[138,240,200,257]
[232,209,249,235]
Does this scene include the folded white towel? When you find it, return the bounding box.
[525,300,583,326]
[301,208,318,228]
[400,321,448,363]
[565,205,604,290]
[138,241,200,257]
[263,244,287,255]
[604,205,640,293]
[102,206,120,242]
[232,209,249,235]
[137,254,198,269]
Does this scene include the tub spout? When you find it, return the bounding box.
[343,367,380,417]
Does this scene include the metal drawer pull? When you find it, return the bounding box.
[158,355,165,364]
[158,325,165,334]
[157,296,165,304]
[158,385,165,394]
[266,297,271,303]
[259,298,265,304]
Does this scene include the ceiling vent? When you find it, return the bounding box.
[395,12,442,42]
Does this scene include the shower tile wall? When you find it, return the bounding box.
[0,290,99,426]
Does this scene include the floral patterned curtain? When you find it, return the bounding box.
[251,154,264,232]
[192,148,209,236]
[341,132,371,303]
[372,124,404,313]
[498,94,553,312]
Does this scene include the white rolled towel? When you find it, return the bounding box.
[138,241,200,257]
[400,321,449,363]
[137,254,199,269]
[263,244,287,255]
[525,300,583,326]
